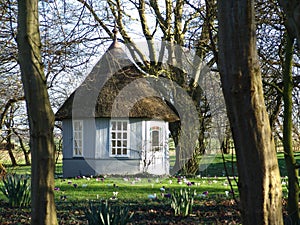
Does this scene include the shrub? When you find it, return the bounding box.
[0,174,31,207]
[85,200,133,225]
[171,188,196,216]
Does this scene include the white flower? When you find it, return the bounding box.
[148,193,157,199]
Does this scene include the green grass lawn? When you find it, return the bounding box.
[1,152,296,203]
[3,152,298,177]
[170,152,300,177]
[52,176,236,202]
[0,153,295,224]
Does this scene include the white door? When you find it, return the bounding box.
[144,121,167,175]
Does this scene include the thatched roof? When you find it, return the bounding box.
[55,39,179,122]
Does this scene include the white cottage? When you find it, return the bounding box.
[56,37,179,177]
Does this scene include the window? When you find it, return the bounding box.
[110,120,129,157]
[150,126,162,151]
[73,120,83,156]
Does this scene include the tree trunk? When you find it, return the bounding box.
[19,134,31,166]
[217,1,283,224]
[169,121,181,174]
[5,107,18,166]
[6,129,18,167]
[169,0,215,175]
[17,1,58,224]
[220,124,232,154]
[282,33,299,223]
[0,162,6,179]
[278,0,300,50]
[14,129,31,165]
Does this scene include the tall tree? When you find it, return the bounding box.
[16,0,58,224]
[79,0,216,174]
[217,0,283,224]
[266,42,300,223]
[282,32,299,224]
[278,0,300,49]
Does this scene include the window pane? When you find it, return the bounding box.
[112,133,116,139]
[117,122,122,130]
[152,130,159,147]
[123,148,127,155]
[123,140,127,147]
[123,122,127,130]
[112,148,116,155]
[112,122,116,130]
[117,132,122,139]
[117,140,121,147]
[75,133,81,140]
[123,133,127,139]
[117,148,121,155]
[74,121,82,130]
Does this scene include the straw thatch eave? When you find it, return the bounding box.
[55,41,179,122]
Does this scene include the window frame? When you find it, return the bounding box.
[109,119,130,157]
[73,120,83,157]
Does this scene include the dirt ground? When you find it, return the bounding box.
[0,199,241,224]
